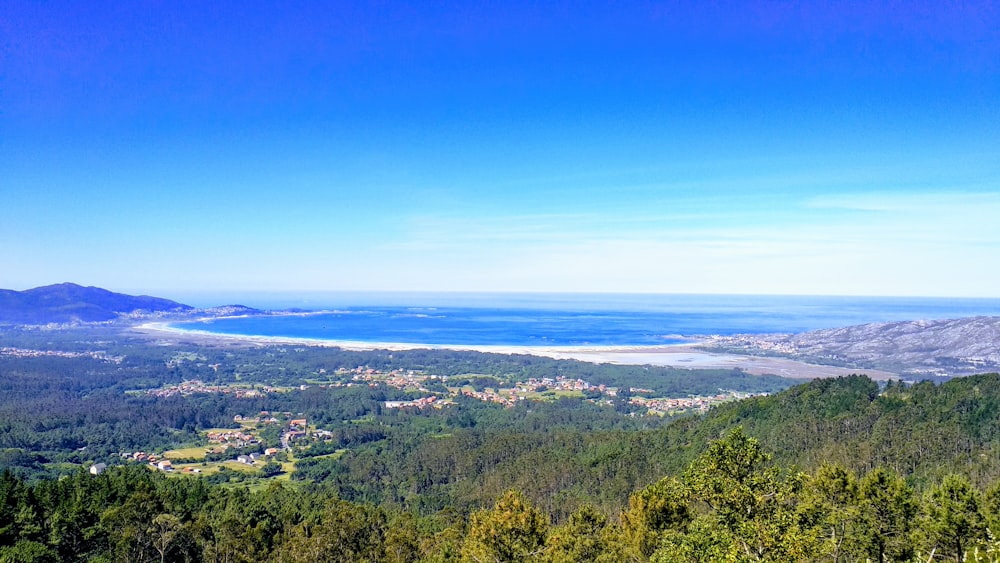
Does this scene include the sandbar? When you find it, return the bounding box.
[132,322,897,381]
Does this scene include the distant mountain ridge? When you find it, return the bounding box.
[0,283,193,325]
[704,316,1000,377]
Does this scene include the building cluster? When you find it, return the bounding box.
[119,450,164,463]
[206,430,257,446]
[629,391,766,415]
[513,376,597,393]
[145,379,274,398]
[101,452,180,474]
[348,367,438,392]
[460,388,519,407]
[234,411,294,424]
[281,418,309,448]
[234,413,278,424]
[0,346,123,363]
[235,452,270,465]
[384,396,448,409]
[706,335,798,355]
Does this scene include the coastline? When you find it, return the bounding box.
[134,321,898,380]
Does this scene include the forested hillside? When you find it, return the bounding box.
[662,373,1000,486]
[311,373,1000,521]
[5,423,1000,562]
[8,326,1000,560]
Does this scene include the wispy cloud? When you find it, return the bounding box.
[806,191,1000,213]
[357,191,1000,296]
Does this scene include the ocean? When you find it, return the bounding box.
[167,293,1000,348]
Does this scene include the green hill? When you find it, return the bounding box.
[656,373,1000,486]
[8,374,1000,562]
[300,373,1000,523]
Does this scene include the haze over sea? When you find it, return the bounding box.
[168,293,1000,348]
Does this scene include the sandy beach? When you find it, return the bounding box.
[133,322,897,381]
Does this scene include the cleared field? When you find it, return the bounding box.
[301,450,345,461]
[522,389,584,400]
[221,460,262,472]
[171,463,219,475]
[163,446,211,460]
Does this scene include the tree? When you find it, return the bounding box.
[383,512,421,563]
[857,467,917,563]
[461,490,548,563]
[273,499,387,563]
[800,464,863,562]
[543,504,611,563]
[651,515,734,563]
[0,540,59,563]
[922,473,987,562]
[100,491,160,563]
[150,513,188,563]
[420,526,464,563]
[676,427,824,562]
[259,461,283,478]
[620,477,690,558]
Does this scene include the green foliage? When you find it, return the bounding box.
[259,461,283,478]
[11,328,1000,560]
[922,474,988,561]
[461,490,548,563]
[800,464,863,561]
[857,467,918,562]
[672,427,823,562]
[543,505,611,563]
[0,539,59,563]
[0,327,791,484]
[274,499,388,563]
[621,477,691,558]
[2,427,1000,561]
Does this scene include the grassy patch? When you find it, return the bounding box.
[163,446,210,460]
[303,378,337,385]
[170,462,219,475]
[199,427,244,434]
[221,460,261,473]
[304,450,345,461]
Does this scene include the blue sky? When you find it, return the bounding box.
[2,1,999,297]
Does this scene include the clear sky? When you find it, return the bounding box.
[2,1,999,298]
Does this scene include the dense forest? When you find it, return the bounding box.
[6,327,1000,560]
[0,326,792,483]
[4,425,1000,562]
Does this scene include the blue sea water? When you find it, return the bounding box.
[167,293,1000,348]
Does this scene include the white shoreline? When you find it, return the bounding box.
[136,321,704,354]
[134,321,898,380]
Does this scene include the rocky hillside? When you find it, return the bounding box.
[703,316,1000,378]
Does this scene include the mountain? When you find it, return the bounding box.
[0,283,193,325]
[702,316,1000,377]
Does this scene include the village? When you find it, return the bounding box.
[0,346,123,363]
[349,367,763,413]
[628,391,764,415]
[143,379,290,399]
[115,411,324,479]
[141,367,766,414]
[128,368,767,480]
